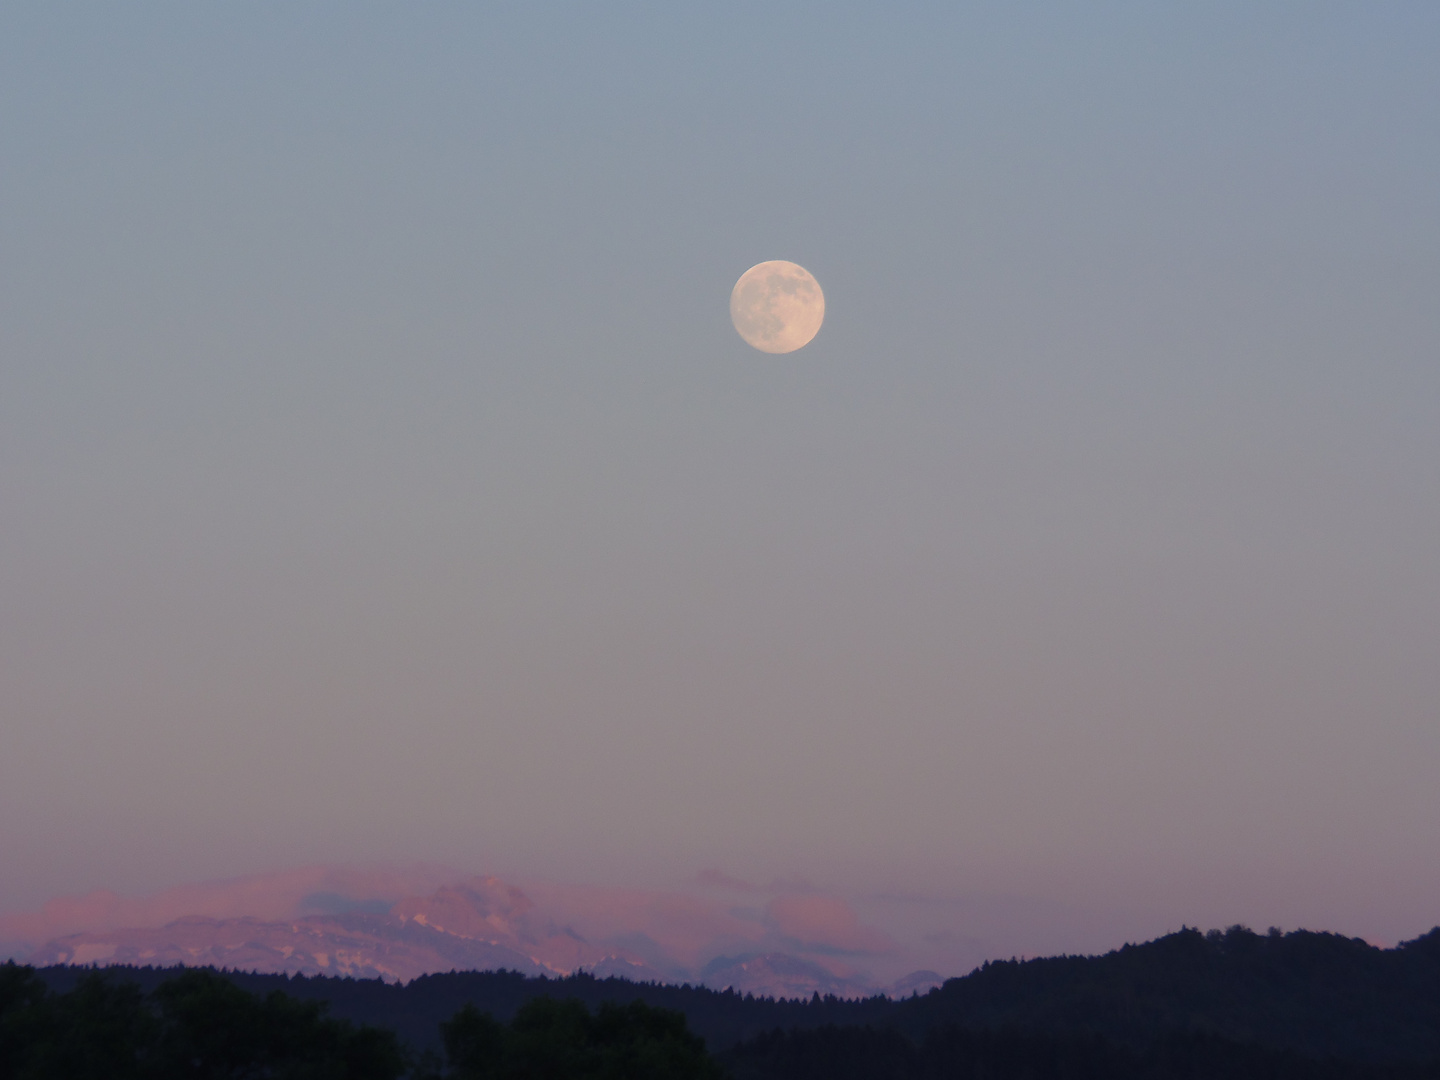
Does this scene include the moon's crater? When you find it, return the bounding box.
[730,261,824,353]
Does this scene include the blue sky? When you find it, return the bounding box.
[1,3,1438,955]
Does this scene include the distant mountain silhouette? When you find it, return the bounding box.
[24,875,893,998]
[699,953,875,999]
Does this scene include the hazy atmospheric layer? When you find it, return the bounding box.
[1,4,1438,960]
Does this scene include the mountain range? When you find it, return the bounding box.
[9,870,933,999]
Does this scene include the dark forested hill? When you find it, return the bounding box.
[893,926,1440,1063]
[37,924,1440,1065]
[37,964,894,1053]
[719,1024,1440,1080]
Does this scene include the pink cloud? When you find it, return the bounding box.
[765,894,896,955]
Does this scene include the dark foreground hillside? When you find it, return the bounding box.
[720,1024,1440,1080]
[2,964,722,1080]
[14,960,1440,1080]
[32,924,1440,1074]
[895,925,1440,1063]
[39,964,873,1055]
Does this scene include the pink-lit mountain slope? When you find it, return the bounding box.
[23,874,926,998]
[28,877,601,984]
[29,912,545,983]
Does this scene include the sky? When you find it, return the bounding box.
[1,3,1438,961]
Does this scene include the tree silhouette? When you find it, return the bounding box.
[0,961,406,1079]
[443,996,723,1080]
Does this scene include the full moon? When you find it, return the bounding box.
[730,260,825,354]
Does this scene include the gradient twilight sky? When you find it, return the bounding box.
[1,4,1438,956]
